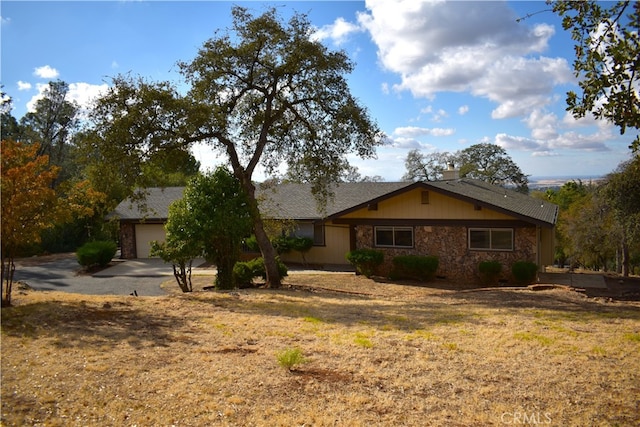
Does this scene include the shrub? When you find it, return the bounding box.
[233,257,288,287]
[76,240,117,268]
[511,261,538,285]
[276,347,307,371]
[390,255,439,282]
[346,249,384,278]
[478,260,502,286]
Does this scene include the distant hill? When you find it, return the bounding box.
[529,175,605,190]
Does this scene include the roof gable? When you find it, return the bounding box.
[326,179,558,227]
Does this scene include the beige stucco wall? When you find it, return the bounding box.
[280,222,351,266]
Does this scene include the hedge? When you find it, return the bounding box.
[233,257,288,287]
[390,255,439,282]
[511,261,538,285]
[346,249,384,278]
[76,240,117,268]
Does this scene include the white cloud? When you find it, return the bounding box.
[524,110,559,140]
[394,126,455,138]
[458,105,469,115]
[312,17,362,45]
[26,81,110,114]
[495,128,612,155]
[17,81,32,91]
[33,65,60,79]
[358,0,573,119]
[68,82,110,113]
[1,16,11,26]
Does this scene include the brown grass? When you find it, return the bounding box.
[2,273,640,426]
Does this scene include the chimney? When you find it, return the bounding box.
[442,162,459,180]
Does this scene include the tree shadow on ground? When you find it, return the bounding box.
[1,299,187,349]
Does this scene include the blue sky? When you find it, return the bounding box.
[2,1,637,182]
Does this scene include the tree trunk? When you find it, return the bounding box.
[1,256,16,307]
[621,238,630,278]
[241,180,282,288]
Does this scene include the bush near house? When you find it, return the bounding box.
[478,260,502,286]
[511,261,538,285]
[346,249,384,278]
[76,240,117,269]
[390,255,439,282]
[233,257,288,288]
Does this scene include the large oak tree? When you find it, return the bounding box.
[551,1,639,152]
[87,7,382,287]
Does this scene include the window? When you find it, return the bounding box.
[375,226,413,248]
[469,228,513,251]
[292,222,324,246]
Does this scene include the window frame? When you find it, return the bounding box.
[468,228,514,251]
[374,226,414,248]
[291,222,325,246]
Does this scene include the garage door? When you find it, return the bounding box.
[135,224,166,258]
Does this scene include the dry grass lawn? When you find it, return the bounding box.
[2,273,640,426]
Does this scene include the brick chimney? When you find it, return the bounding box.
[442,162,459,180]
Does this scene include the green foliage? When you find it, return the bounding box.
[456,143,529,193]
[233,257,288,288]
[276,348,307,371]
[511,261,538,285]
[402,149,452,181]
[244,235,260,252]
[87,6,383,288]
[185,169,253,290]
[76,240,117,268]
[390,255,439,282]
[551,1,639,152]
[401,143,528,193]
[478,260,503,286]
[346,249,384,278]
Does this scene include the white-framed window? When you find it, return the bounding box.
[375,226,413,248]
[469,228,513,251]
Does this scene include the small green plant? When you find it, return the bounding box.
[76,240,117,268]
[346,249,384,278]
[623,332,640,342]
[513,331,553,346]
[443,342,459,351]
[390,255,439,281]
[478,260,502,286]
[511,261,538,285]
[354,332,374,348]
[303,316,324,324]
[276,347,307,371]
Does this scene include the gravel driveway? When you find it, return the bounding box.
[12,255,173,297]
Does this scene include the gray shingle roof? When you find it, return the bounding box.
[109,179,558,226]
[109,187,185,221]
[423,179,558,226]
[258,181,412,219]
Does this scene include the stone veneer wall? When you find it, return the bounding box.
[355,225,537,285]
[119,222,136,259]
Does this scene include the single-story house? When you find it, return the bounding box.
[109,172,558,284]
